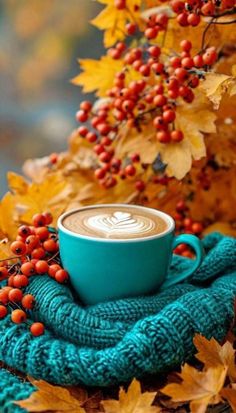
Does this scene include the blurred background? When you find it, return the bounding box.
[0,0,103,197]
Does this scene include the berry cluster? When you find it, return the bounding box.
[0,212,69,336]
[173,200,204,257]
[171,0,235,26]
[76,30,218,188]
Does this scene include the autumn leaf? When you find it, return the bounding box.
[91,0,142,48]
[15,378,86,412]
[203,222,236,237]
[161,364,227,413]
[193,334,236,382]
[102,378,160,413]
[200,72,236,109]
[0,192,19,240]
[221,385,236,412]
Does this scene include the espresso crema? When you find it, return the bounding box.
[62,206,168,240]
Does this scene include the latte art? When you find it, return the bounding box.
[62,206,169,240]
[86,211,155,236]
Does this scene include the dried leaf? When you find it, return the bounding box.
[91,0,142,48]
[200,73,236,109]
[221,384,236,412]
[15,378,86,412]
[102,379,160,413]
[161,364,227,413]
[194,334,236,382]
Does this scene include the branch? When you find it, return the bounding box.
[211,19,236,24]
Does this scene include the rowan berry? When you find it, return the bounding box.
[30,322,45,336]
[0,290,9,305]
[145,27,158,40]
[0,305,7,319]
[148,46,161,58]
[21,262,35,276]
[156,130,171,143]
[125,164,136,176]
[153,94,167,107]
[35,260,49,274]
[187,13,200,26]
[25,235,40,250]
[10,241,26,256]
[191,222,203,234]
[55,269,69,283]
[11,309,27,324]
[171,130,184,142]
[126,22,136,35]
[177,13,189,26]
[35,226,49,241]
[8,288,23,303]
[32,213,46,227]
[48,264,62,278]
[22,294,35,310]
[31,248,46,260]
[80,100,92,112]
[193,54,204,68]
[76,110,88,123]
[163,109,176,123]
[13,275,29,288]
[171,0,185,13]
[202,47,217,65]
[42,212,53,225]
[78,126,89,137]
[18,225,31,238]
[135,180,146,192]
[181,57,194,69]
[43,239,59,253]
[0,267,8,281]
[201,1,215,15]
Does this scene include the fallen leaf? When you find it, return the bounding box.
[200,73,236,109]
[161,364,227,413]
[102,378,160,413]
[203,222,236,238]
[221,384,236,413]
[15,378,86,412]
[91,0,142,48]
[193,335,236,383]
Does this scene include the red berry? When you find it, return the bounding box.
[8,275,15,287]
[94,168,106,180]
[153,94,167,107]
[109,48,121,59]
[156,130,171,143]
[139,64,151,77]
[21,262,35,276]
[97,123,111,135]
[76,110,88,123]
[171,130,184,142]
[10,241,26,256]
[171,0,185,12]
[80,101,92,112]
[180,40,192,52]
[8,288,23,303]
[49,153,58,164]
[94,144,105,155]
[135,180,145,192]
[155,13,168,26]
[86,132,97,143]
[189,76,199,88]
[30,322,45,336]
[176,200,187,212]
[114,0,126,9]
[48,264,62,278]
[18,225,31,238]
[201,2,215,15]
[35,260,49,274]
[170,56,181,68]
[0,267,8,281]
[55,269,69,283]
[163,109,176,123]
[0,305,7,319]
[11,309,27,324]
[177,13,189,26]
[153,116,165,129]
[174,67,189,81]
[78,126,89,137]
[0,290,9,305]
[43,239,59,253]
[154,84,164,94]
[202,47,217,65]
[193,54,204,68]
[32,213,46,227]
[126,22,136,35]
[25,235,40,250]
[35,226,49,241]
[148,46,161,58]
[43,212,53,225]
[168,89,179,99]
[125,164,136,176]
[181,57,194,69]
[191,222,203,234]
[175,243,188,254]
[152,62,164,74]
[31,248,46,260]
[22,294,35,310]
[130,153,140,163]
[145,27,158,40]
[188,13,201,26]
[184,217,193,228]
[13,275,29,288]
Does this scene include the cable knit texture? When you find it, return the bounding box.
[0,232,236,413]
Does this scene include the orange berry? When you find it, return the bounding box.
[10,241,26,256]
[31,248,46,260]
[35,260,49,274]
[35,227,49,241]
[0,267,8,281]
[30,322,45,336]
[0,290,9,305]
[8,288,23,303]
[48,264,61,278]
[32,213,46,227]
[55,270,69,284]
[22,294,35,310]
[18,225,31,238]
[21,262,35,277]
[0,305,7,319]
[13,275,29,288]
[43,239,59,253]
[11,309,27,324]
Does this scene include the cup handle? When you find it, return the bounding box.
[160,234,205,290]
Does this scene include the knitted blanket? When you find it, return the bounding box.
[0,232,236,412]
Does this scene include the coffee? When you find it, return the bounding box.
[62,206,168,240]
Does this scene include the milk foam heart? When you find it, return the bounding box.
[62,206,169,240]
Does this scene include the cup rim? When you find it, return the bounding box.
[57,204,175,243]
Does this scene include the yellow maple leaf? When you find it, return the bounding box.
[161,364,227,413]
[91,0,142,48]
[193,334,236,383]
[102,378,160,413]
[200,72,236,109]
[15,378,86,412]
[0,192,19,240]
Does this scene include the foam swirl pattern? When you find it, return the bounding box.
[0,233,235,396]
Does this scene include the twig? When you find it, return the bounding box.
[201,16,215,51]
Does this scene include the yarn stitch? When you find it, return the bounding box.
[0,233,235,412]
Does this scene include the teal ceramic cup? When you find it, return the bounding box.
[58,204,204,305]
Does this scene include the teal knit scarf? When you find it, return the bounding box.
[0,232,236,412]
